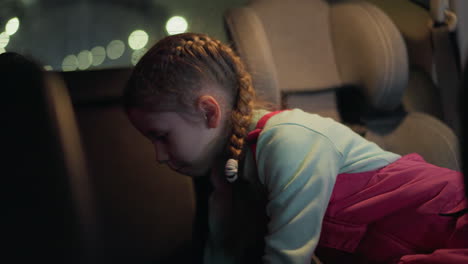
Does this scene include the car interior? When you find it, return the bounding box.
[2,0,467,263]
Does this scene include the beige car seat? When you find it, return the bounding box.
[365,0,466,136]
[225,0,460,170]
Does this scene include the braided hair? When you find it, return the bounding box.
[125,33,255,178]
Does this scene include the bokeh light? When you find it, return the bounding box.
[62,55,78,72]
[0,32,10,48]
[166,16,188,35]
[106,40,125,60]
[91,46,106,66]
[78,50,93,70]
[0,48,5,54]
[6,17,20,36]
[44,65,53,71]
[128,30,149,50]
[131,48,148,66]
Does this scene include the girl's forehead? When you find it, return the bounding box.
[129,108,177,123]
[128,109,173,126]
[129,108,199,128]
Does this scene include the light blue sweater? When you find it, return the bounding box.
[204,109,400,264]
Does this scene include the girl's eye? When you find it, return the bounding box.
[155,135,167,141]
[148,132,167,142]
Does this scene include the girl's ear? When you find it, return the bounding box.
[197,95,221,128]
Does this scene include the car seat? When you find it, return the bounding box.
[224,0,460,171]
[2,52,98,263]
[366,0,466,136]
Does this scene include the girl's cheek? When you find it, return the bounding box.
[178,143,201,164]
[169,144,187,163]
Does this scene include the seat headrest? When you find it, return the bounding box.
[225,0,408,111]
[330,1,408,111]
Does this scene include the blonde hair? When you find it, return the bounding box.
[124,33,268,259]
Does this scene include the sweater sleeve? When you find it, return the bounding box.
[256,123,343,264]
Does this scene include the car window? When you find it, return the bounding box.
[0,0,247,71]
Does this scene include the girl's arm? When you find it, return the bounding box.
[256,123,343,264]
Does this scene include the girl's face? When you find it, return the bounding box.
[127,108,227,178]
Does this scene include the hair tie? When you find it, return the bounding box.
[225,158,238,183]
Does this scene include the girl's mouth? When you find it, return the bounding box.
[168,161,185,173]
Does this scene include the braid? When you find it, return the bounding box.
[228,58,255,160]
[212,39,256,181]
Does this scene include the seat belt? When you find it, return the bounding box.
[430,0,461,135]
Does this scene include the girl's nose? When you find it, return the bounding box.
[153,141,169,163]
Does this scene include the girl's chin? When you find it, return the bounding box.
[169,165,208,178]
[168,160,214,177]
[185,168,211,178]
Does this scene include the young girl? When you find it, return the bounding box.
[123,33,467,264]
